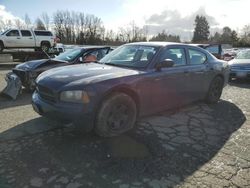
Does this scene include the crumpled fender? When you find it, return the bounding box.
[2,72,22,100]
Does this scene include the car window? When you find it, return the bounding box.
[235,50,250,59]
[34,31,53,36]
[87,49,109,60]
[159,48,186,66]
[188,49,207,65]
[6,30,20,37]
[100,45,158,68]
[54,48,82,62]
[21,30,32,37]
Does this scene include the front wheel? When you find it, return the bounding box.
[95,93,137,137]
[205,76,224,104]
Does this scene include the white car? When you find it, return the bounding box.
[0,29,56,52]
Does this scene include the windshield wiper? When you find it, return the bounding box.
[104,62,129,67]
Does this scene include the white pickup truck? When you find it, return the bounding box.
[0,29,56,52]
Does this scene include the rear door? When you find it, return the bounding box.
[20,30,35,47]
[185,48,210,100]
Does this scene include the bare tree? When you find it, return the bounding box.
[24,14,31,29]
[15,19,25,29]
[41,12,50,30]
[35,18,46,30]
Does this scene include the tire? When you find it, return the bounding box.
[0,42,4,52]
[95,93,137,137]
[40,42,50,52]
[205,76,224,104]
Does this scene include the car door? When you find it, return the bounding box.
[185,48,210,101]
[4,30,22,47]
[20,30,35,47]
[145,47,190,112]
[204,44,222,59]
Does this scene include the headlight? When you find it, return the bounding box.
[60,90,90,103]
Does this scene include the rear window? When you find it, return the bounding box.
[34,31,53,36]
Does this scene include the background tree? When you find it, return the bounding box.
[192,15,210,43]
[41,12,50,30]
[15,19,24,29]
[150,30,180,42]
[209,27,239,46]
[35,18,46,30]
[24,14,31,29]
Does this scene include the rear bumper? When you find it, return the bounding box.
[32,91,95,126]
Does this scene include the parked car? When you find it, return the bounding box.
[228,49,250,80]
[11,46,112,90]
[0,29,56,52]
[193,43,223,59]
[32,42,229,137]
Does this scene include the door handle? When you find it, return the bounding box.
[184,70,189,74]
[29,37,33,39]
[17,37,21,39]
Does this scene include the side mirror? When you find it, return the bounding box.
[79,57,83,62]
[156,59,174,71]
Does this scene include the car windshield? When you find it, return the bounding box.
[54,48,82,62]
[99,45,158,68]
[1,30,10,35]
[235,50,250,59]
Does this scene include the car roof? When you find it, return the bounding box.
[72,46,111,50]
[125,41,208,48]
[125,41,181,47]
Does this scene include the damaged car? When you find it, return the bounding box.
[32,42,229,137]
[10,46,112,91]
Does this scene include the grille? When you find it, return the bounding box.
[37,85,56,103]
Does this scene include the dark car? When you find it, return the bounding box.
[32,42,229,137]
[228,49,250,80]
[12,46,112,90]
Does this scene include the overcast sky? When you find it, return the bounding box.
[0,0,250,40]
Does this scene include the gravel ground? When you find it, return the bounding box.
[0,68,249,188]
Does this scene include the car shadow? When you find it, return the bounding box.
[0,89,32,110]
[0,100,246,187]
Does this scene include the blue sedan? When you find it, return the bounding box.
[32,42,229,137]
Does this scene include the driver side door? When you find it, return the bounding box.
[140,47,190,114]
[4,30,22,47]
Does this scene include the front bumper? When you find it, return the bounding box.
[32,91,95,126]
[230,70,250,79]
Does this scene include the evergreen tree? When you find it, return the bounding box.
[150,30,180,42]
[192,15,210,43]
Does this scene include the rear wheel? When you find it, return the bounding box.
[206,76,224,104]
[95,93,137,137]
[40,42,50,52]
[0,42,4,52]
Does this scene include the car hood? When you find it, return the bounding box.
[228,59,250,66]
[36,63,141,91]
[14,59,67,70]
